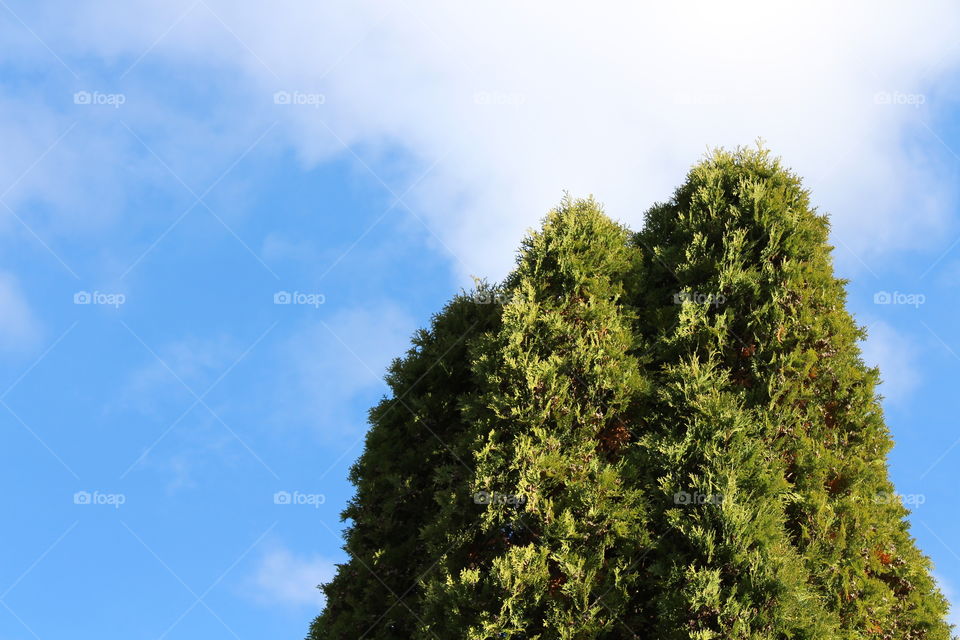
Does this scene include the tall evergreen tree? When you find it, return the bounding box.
[308,149,951,640]
[309,291,502,639]
[632,147,950,639]
[418,199,654,638]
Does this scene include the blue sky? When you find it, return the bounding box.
[1,2,960,638]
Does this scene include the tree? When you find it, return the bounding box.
[417,198,654,638]
[308,148,951,639]
[308,291,502,639]
[631,147,950,638]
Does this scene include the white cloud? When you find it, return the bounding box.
[0,271,40,351]
[934,573,960,632]
[116,334,240,416]
[248,546,336,609]
[37,0,960,281]
[112,334,258,487]
[860,320,921,403]
[0,94,147,237]
[274,302,416,439]
[261,233,319,268]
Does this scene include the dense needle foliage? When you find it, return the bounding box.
[308,148,952,640]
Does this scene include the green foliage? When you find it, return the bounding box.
[308,149,952,640]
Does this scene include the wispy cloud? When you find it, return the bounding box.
[29,0,960,280]
[246,545,336,610]
[860,320,922,404]
[115,334,241,417]
[113,333,266,487]
[273,302,416,440]
[0,271,41,352]
[934,573,960,632]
